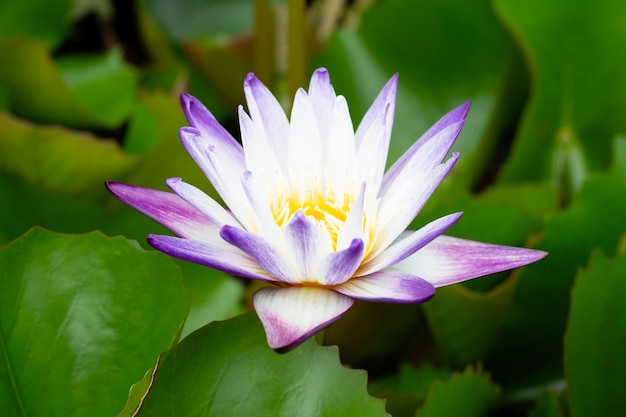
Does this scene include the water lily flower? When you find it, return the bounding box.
[106,68,547,351]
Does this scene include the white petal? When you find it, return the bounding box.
[381,101,470,194]
[220,225,299,284]
[179,128,251,228]
[393,235,548,287]
[253,286,354,351]
[287,88,323,193]
[148,234,278,283]
[358,212,462,275]
[308,68,337,148]
[372,153,459,258]
[335,183,366,251]
[283,211,329,281]
[240,171,283,244]
[238,105,284,192]
[165,177,240,228]
[243,73,289,166]
[323,96,356,192]
[334,271,435,303]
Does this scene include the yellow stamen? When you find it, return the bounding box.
[271,189,353,250]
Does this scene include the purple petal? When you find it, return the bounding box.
[316,239,365,286]
[359,212,463,275]
[148,234,278,283]
[253,286,354,352]
[220,225,298,283]
[381,101,470,194]
[106,181,217,242]
[334,271,435,303]
[394,235,548,287]
[284,211,327,281]
[165,177,239,228]
[180,93,242,153]
[355,73,398,149]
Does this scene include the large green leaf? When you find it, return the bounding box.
[0,38,137,129]
[143,0,253,41]
[488,140,626,387]
[56,49,139,128]
[0,0,72,48]
[495,0,626,191]
[423,276,519,367]
[132,313,389,417]
[564,250,626,417]
[315,0,523,188]
[0,228,189,417]
[529,391,564,417]
[370,365,452,417]
[416,367,500,417]
[0,112,138,202]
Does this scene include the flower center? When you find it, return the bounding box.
[272,189,352,249]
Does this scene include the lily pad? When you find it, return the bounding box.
[417,367,500,417]
[488,140,626,387]
[0,38,137,129]
[0,112,138,202]
[0,0,72,48]
[0,228,189,417]
[130,313,389,417]
[564,250,626,417]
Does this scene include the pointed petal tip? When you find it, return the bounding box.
[179,91,194,107]
[104,179,118,191]
[244,72,259,87]
[448,101,471,124]
[165,177,182,186]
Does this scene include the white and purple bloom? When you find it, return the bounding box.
[107,68,546,351]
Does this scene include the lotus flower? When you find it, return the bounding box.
[106,68,546,351]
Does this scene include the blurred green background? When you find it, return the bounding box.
[1,0,625,416]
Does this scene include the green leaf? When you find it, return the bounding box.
[315,0,522,188]
[0,228,189,417]
[564,250,626,417]
[370,365,452,417]
[495,0,626,189]
[529,391,564,417]
[423,275,519,366]
[417,367,500,417]
[0,0,72,48]
[177,260,244,339]
[0,113,138,202]
[132,313,389,417]
[56,49,139,128]
[0,38,136,129]
[143,0,253,41]
[489,140,626,387]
